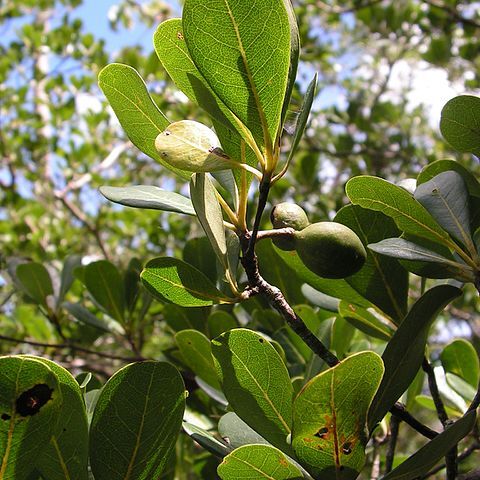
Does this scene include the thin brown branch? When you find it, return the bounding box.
[0,334,144,362]
[385,414,400,474]
[390,403,438,440]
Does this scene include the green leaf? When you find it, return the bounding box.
[256,240,305,306]
[183,0,292,150]
[414,394,462,418]
[154,19,251,145]
[190,173,230,277]
[414,171,474,251]
[440,95,480,157]
[417,159,480,198]
[338,301,393,341]
[16,262,53,309]
[207,311,238,339]
[98,63,188,179]
[84,260,125,323]
[63,302,126,335]
[273,245,371,307]
[154,19,258,188]
[211,329,293,453]
[217,444,303,480]
[441,339,480,388]
[89,361,185,480]
[99,185,195,215]
[292,352,384,479]
[183,236,218,284]
[368,285,462,430]
[141,257,234,307]
[368,238,474,282]
[0,356,62,480]
[182,422,231,458]
[218,412,269,450]
[57,255,82,307]
[383,411,477,480]
[175,329,220,389]
[285,74,317,165]
[335,204,408,322]
[27,357,88,480]
[446,373,476,402]
[346,176,451,247]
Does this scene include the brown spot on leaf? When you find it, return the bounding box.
[177,31,184,40]
[16,384,53,417]
[279,457,288,467]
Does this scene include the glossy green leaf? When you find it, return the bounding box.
[183,0,292,149]
[414,171,474,251]
[440,95,480,157]
[218,412,269,450]
[441,339,480,388]
[154,19,251,146]
[414,394,462,418]
[280,0,300,128]
[89,361,185,480]
[383,411,477,480]
[368,238,474,282]
[57,255,82,307]
[207,311,238,339]
[99,185,195,215]
[183,236,218,284]
[16,262,53,309]
[273,245,371,307]
[84,260,125,323]
[190,173,230,276]
[285,74,317,165]
[63,302,125,335]
[339,301,393,341]
[0,356,62,480]
[28,357,88,480]
[218,444,303,480]
[141,257,234,307]
[292,352,384,479]
[182,422,231,458]
[368,285,462,430]
[98,63,188,178]
[211,329,293,453]
[175,329,220,389]
[346,176,451,247]
[446,373,476,402]
[335,204,408,322]
[417,159,480,197]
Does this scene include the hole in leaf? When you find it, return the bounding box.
[314,427,328,439]
[1,413,11,421]
[342,442,352,455]
[258,338,264,343]
[16,384,53,417]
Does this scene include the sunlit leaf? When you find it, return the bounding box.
[212,329,293,453]
[89,361,185,480]
[141,257,234,307]
[218,444,303,480]
[292,352,384,479]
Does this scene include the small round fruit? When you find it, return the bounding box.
[294,222,367,279]
[270,202,309,251]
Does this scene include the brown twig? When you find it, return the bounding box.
[0,334,144,362]
[385,414,400,474]
[390,403,438,440]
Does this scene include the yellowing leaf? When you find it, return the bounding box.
[155,120,234,172]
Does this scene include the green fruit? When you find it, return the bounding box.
[270,202,310,251]
[294,222,367,279]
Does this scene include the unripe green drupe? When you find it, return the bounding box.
[270,202,309,251]
[294,222,367,279]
